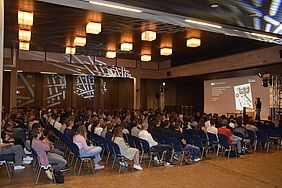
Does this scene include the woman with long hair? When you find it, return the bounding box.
[73,125,104,170]
[112,127,142,171]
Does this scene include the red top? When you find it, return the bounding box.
[218,127,232,145]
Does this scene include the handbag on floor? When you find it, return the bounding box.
[53,171,64,184]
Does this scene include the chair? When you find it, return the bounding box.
[0,153,14,179]
[207,132,220,156]
[31,149,56,185]
[170,137,189,165]
[255,130,270,153]
[68,142,95,176]
[105,131,113,141]
[246,129,257,150]
[110,141,129,173]
[218,134,237,158]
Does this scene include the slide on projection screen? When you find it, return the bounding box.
[204,75,269,120]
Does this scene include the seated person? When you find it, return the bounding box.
[0,142,33,170]
[112,127,142,171]
[31,128,67,178]
[218,119,242,155]
[73,125,104,170]
[138,123,173,166]
[64,120,75,142]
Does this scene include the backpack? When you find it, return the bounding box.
[224,149,238,157]
[53,171,64,184]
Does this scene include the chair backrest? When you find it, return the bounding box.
[256,131,268,142]
[170,137,183,152]
[131,136,143,150]
[198,130,209,141]
[151,132,164,144]
[233,131,244,139]
[111,142,123,160]
[140,138,150,154]
[127,134,136,148]
[105,131,113,141]
[192,134,203,147]
[246,129,257,139]
[163,136,173,146]
[207,132,219,143]
[183,132,193,145]
[67,142,80,156]
[218,134,229,147]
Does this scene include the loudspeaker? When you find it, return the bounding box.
[243,107,246,124]
[167,71,171,77]
[279,50,282,58]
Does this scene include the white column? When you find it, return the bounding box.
[0,0,4,133]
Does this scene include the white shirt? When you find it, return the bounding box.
[206,126,218,134]
[54,121,62,131]
[94,127,103,136]
[138,130,158,148]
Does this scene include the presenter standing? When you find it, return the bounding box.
[255,97,262,120]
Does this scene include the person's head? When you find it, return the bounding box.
[221,119,228,127]
[66,120,74,128]
[210,119,215,126]
[31,128,42,139]
[113,126,123,138]
[76,125,87,139]
[257,97,260,101]
[142,123,148,131]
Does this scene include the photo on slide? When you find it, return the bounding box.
[234,83,253,110]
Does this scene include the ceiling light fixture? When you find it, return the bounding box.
[40,72,57,75]
[19,41,30,51]
[88,1,142,12]
[141,31,156,41]
[141,54,151,62]
[120,42,133,51]
[160,48,172,56]
[65,47,76,55]
[106,51,116,58]
[210,3,219,8]
[19,29,31,41]
[86,22,102,34]
[250,32,279,40]
[185,19,222,29]
[74,36,86,46]
[18,10,33,26]
[186,38,201,48]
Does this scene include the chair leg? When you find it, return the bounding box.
[148,154,152,167]
[106,153,110,165]
[112,156,116,170]
[216,145,220,156]
[90,159,95,174]
[35,167,42,185]
[78,160,83,176]
[74,158,78,174]
[4,162,11,179]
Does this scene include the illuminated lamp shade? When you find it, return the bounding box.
[74,37,86,46]
[160,48,172,56]
[141,54,151,62]
[186,38,201,47]
[19,41,30,51]
[106,51,116,58]
[141,31,156,41]
[19,29,31,41]
[65,47,76,55]
[18,11,33,26]
[120,42,133,51]
[86,22,101,34]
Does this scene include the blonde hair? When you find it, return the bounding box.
[76,125,87,139]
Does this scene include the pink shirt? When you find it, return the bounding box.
[32,138,50,167]
[73,134,91,150]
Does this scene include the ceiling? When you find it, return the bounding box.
[4,0,280,67]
